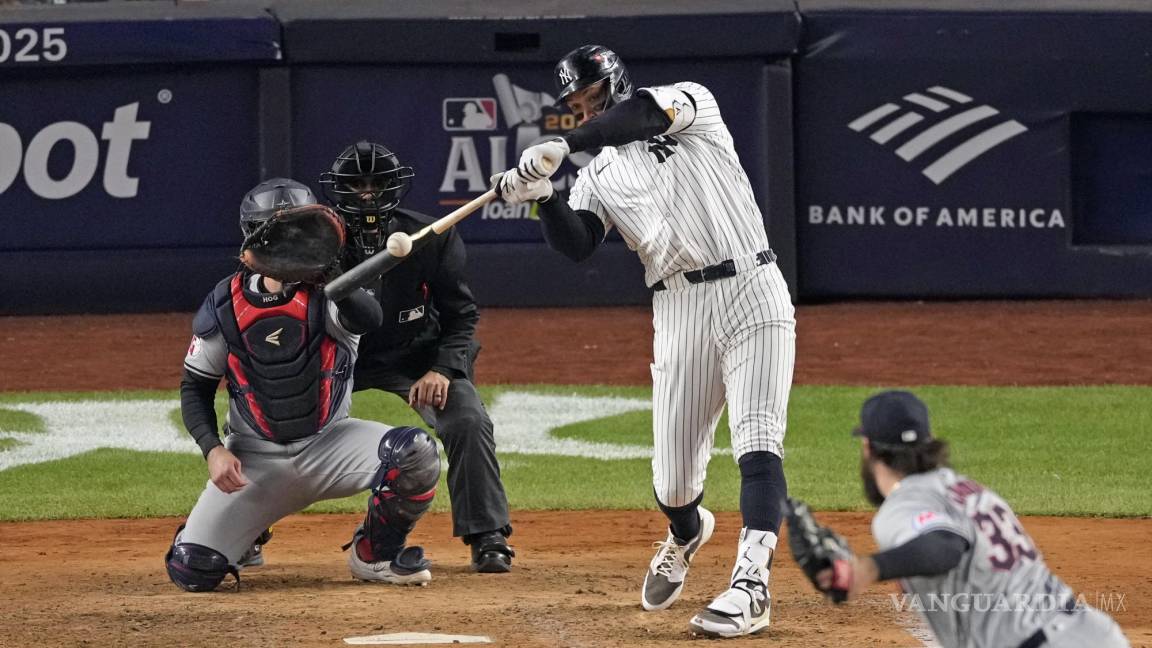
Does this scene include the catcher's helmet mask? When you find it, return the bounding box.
[554,45,633,110]
[320,141,414,256]
[239,178,317,239]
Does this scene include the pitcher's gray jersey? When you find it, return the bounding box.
[183,274,361,440]
[874,468,1072,648]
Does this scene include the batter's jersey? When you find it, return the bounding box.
[567,82,771,287]
[873,468,1074,648]
[183,274,361,440]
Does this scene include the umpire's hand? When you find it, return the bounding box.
[410,369,451,411]
[207,446,249,493]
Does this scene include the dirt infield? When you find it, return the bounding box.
[5,300,1152,391]
[2,301,1151,647]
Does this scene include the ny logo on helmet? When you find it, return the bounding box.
[558,69,573,84]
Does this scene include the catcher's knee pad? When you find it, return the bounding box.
[363,426,440,557]
[165,541,237,592]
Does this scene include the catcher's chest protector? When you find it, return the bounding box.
[213,274,351,442]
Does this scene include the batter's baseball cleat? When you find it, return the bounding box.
[688,576,772,638]
[641,506,715,611]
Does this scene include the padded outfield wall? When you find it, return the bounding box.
[0,0,1149,314]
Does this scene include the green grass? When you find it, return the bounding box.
[0,385,1149,520]
[0,407,45,433]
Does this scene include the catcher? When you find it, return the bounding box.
[786,390,1131,648]
[165,178,442,591]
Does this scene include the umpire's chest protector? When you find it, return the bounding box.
[194,273,352,443]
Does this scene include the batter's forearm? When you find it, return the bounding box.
[180,369,223,458]
[537,194,604,261]
[562,95,671,152]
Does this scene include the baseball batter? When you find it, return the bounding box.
[499,45,795,637]
[165,178,442,591]
[787,390,1131,648]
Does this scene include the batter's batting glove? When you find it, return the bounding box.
[495,170,553,205]
[785,497,855,604]
[516,138,570,182]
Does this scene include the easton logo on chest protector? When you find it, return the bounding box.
[265,328,284,346]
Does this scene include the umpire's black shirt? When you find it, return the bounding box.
[342,208,480,383]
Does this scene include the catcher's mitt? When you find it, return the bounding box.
[239,204,345,283]
[785,497,855,603]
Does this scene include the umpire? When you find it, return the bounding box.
[319,140,514,573]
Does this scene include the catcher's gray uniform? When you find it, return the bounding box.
[874,468,1130,648]
[178,274,391,563]
[167,272,440,594]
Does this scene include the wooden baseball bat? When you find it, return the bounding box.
[323,188,497,301]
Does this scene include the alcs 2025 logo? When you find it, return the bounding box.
[0,102,151,200]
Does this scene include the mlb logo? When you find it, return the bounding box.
[399,305,426,323]
[443,98,497,131]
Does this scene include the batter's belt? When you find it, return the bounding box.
[652,249,776,292]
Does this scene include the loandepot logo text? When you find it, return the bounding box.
[0,102,151,200]
[848,86,1027,185]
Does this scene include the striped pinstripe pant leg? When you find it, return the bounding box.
[717,264,796,460]
[650,282,727,508]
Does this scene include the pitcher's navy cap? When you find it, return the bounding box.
[853,390,932,446]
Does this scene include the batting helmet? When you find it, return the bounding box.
[239,178,317,239]
[554,45,633,108]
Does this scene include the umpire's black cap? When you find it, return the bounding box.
[852,390,932,446]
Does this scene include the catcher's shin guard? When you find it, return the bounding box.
[358,426,440,561]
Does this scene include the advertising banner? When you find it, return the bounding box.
[290,60,773,245]
[0,10,279,67]
[795,9,1152,297]
[0,70,263,251]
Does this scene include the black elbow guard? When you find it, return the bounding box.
[336,289,383,334]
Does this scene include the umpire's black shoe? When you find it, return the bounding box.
[467,530,515,573]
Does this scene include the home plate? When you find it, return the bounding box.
[343,632,492,645]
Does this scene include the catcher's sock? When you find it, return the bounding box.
[356,537,401,563]
[738,451,787,532]
[658,492,703,543]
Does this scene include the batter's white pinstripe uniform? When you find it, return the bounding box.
[569,82,796,506]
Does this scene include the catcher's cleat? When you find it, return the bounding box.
[237,528,273,569]
[641,506,715,611]
[346,529,431,585]
[468,530,515,573]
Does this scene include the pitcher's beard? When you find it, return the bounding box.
[861,456,886,508]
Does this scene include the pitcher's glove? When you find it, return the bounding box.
[785,497,855,603]
[239,204,345,283]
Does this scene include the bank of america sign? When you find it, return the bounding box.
[848,86,1028,185]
